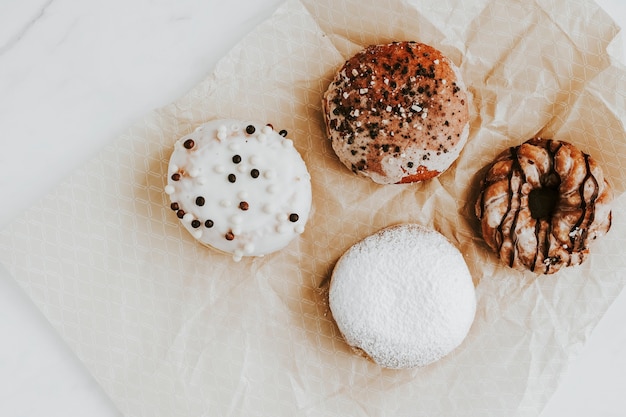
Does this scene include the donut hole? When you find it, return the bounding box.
[529,187,559,219]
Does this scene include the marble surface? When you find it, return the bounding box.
[0,0,624,416]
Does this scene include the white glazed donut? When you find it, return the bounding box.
[329,224,476,369]
[165,119,312,261]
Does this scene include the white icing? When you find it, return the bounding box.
[166,119,312,261]
[329,224,476,369]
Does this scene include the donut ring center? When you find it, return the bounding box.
[528,186,559,220]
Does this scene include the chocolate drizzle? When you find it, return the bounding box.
[476,138,612,274]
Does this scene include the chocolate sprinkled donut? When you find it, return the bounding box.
[475,138,613,274]
[165,119,312,261]
[323,41,470,184]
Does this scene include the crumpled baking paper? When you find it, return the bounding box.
[1,0,626,416]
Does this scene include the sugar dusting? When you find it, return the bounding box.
[329,224,476,369]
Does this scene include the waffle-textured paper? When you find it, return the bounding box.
[2,0,626,416]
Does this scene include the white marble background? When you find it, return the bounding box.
[0,0,624,416]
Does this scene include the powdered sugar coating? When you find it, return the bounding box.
[166,119,312,261]
[329,224,476,369]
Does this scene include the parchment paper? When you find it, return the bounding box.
[2,0,626,416]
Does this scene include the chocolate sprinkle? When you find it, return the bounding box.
[205,219,214,228]
[245,125,256,134]
[239,201,249,211]
[170,202,179,211]
[228,173,237,183]
[289,213,299,222]
[191,220,201,228]
[225,231,235,241]
[183,139,195,149]
[176,210,185,219]
[279,129,288,137]
[232,155,242,164]
[250,169,260,178]
[171,173,181,181]
[195,196,205,206]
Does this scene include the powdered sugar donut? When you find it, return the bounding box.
[164,119,312,261]
[329,224,476,369]
[323,41,470,184]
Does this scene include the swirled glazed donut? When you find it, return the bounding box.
[329,224,476,369]
[164,119,312,262]
[475,138,612,274]
[323,41,470,184]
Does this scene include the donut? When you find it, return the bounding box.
[323,41,470,184]
[329,224,476,369]
[475,138,613,274]
[164,119,312,261]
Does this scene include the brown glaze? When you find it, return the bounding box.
[323,41,469,184]
[475,138,612,274]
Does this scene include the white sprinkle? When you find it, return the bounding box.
[189,168,200,178]
[352,68,359,76]
[263,204,275,214]
[164,185,175,195]
[214,165,225,174]
[359,88,368,94]
[183,213,194,223]
[237,164,248,173]
[232,226,242,235]
[217,131,227,141]
[257,133,267,143]
[244,243,255,254]
[442,79,447,85]
[353,109,360,117]
[343,92,349,99]
[384,78,389,85]
[231,124,240,132]
[277,224,290,234]
[233,250,243,262]
[230,215,242,225]
[249,155,260,165]
[264,169,276,179]
[421,112,428,119]
[411,105,422,112]
[238,191,249,199]
[169,164,178,174]
[434,59,440,65]
[262,125,273,135]
[229,142,241,151]
[282,139,293,147]
[355,121,362,127]
[220,200,231,208]
[386,105,393,112]
[192,230,203,239]
[295,225,305,234]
